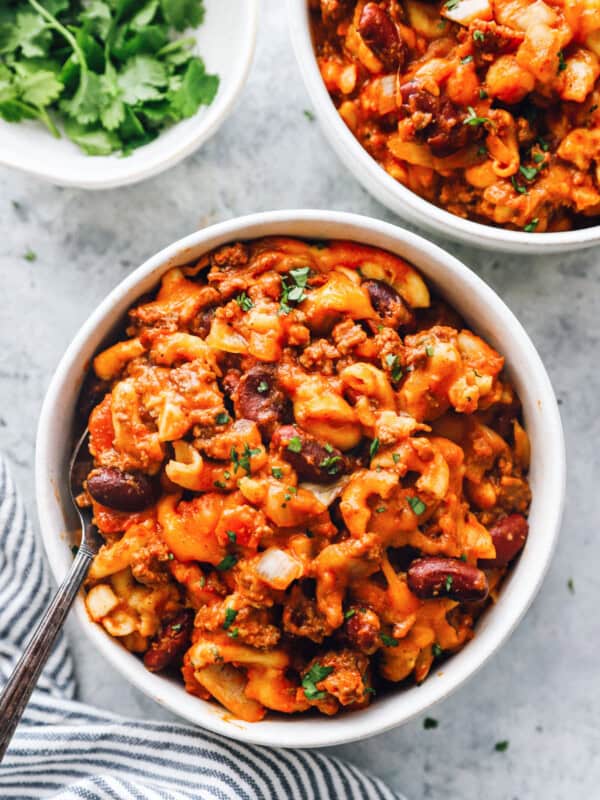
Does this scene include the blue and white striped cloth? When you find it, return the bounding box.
[0,456,404,800]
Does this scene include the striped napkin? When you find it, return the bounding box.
[0,456,403,800]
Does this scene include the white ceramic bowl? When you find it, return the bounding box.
[36,210,565,748]
[0,0,258,190]
[287,0,600,254]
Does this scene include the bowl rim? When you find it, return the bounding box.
[0,0,259,190]
[35,209,566,748]
[286,0,600,253]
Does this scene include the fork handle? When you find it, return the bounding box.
[0,544,95,761]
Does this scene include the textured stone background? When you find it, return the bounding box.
[1,3,598,797]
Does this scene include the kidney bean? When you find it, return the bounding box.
[233,364,290,441]
[407,557,488,602]
[480,514,529,568]
[272,424,347,484]
[358,3,406,72]
[364,279,415,330]
[345,607,381,654]
[399,82,480,157]
[190,306,215,339]
[87,466,157,512]
[143,609,195,673]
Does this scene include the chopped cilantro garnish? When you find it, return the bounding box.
[538,137,549,152]
[303,109,315,121]
[287,436,303,453]
[214,480,227,489]
[319,454,342,475]
[423,717,439,729]
[464,106,491,127]
[71,545,79,556]
[271,467,284,479]
[426,345,434,357]
[533,152,545,164]
[519,165,540,181]
[223,607,238,630]
[432,643,443,658]
[511,176,528,195]
[228,627,239,639]
[385,353,403,381]
[235,292,253,311]
[226,530,237,543]
[167,552,174,561]
[257,380,269,394]
[567,578,575,594]
[445,575,454,592]
[231,443,261,474]
[375,506,386,514]
[557,51,566,72]
[479,88,488,99]
[215,412,230,425]
[461,55,473,64]
[408,496,427,515]
[171,623,182,632]
[380,633,398,647]
[473,30,485,42]
[344,609,357,620]
[524,218,539,233]
[24,249,37,262]
[392,453,401,464]
[495,740,509,752]
[217,554,238,571]
[369,438,380,458]
[302,662,334,700]
[444,0,460,9]
[280,267,311,314]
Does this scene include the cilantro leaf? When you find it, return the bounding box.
[14,62,63,107]
[117,55,167,104]
[160,0,205,31]
[168,56,218,119]
[64,117,121,154]
[302,662,334,700]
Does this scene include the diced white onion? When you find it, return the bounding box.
[300,477,349,508]
[256,547,302,590]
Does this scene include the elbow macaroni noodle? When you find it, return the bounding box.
[79,236,531,721]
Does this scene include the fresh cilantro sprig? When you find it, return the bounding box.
[0,0,219,155]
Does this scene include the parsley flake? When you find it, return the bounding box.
[524,218,539,233]
[369,438,380,458]
[445,575,454,592]
[385,353,403,381]
[215,412,230,425]
[223,607,238,630]
[408,496,427,515]
[319,454,342,475]
[464,106,491,127]
[287,436,303,453]
[24,249,37,262]
[302,662,334,700]
[473,30,485,42]
[226,530,237,543]
[432,643,443,658]
[279,267,311,313]
[381,633,399,647]
[217,554,238,571]
[235,292,253,311]
[271,467,283,479]
[344,609,357,620]
[228,627,239,639]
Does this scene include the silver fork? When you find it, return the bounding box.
[0,429,101,761]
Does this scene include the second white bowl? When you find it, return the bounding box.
[287,0,600,253]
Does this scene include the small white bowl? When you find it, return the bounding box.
[36,210,565,748]
[287,0,600,253]
[0,0,258,190]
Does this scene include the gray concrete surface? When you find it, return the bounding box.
[0,3,598,798]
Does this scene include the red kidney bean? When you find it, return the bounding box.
[399,81,480,157]
[358,3,407,71]
[364,278,415,329]
[87,467,157,512]
[480,514,529,568]
[233,364,290,441]
[143,609,195,673]
[272,424,348,484]
[345,607,381,654]
[407,557,489,602]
